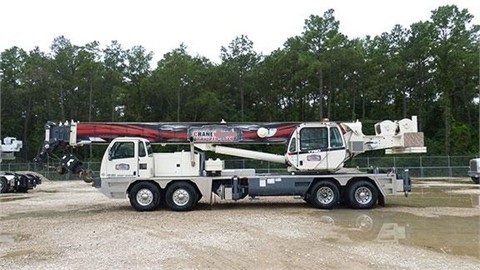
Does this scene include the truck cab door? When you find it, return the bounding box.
[104,140,138,178]
[102,139,154,180]
[137,140,154,178]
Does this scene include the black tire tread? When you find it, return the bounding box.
[472,177,479,184]
[309,181,339,209]
[348,180,378,209]
[0,177,8,193]
[129,182,161,211]
[165,182,198,211]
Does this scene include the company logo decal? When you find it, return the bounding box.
[115,163,130,170]
[306,154,322,161]
[189,126,241,142]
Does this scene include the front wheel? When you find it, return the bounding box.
[309,181,340,209]
[165,182,198,211]
[347,180,378,209]
[129,182,161,211]
[472,177,479,184]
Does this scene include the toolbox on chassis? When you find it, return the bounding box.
[35,116,424,211]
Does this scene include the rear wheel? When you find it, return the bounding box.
[129,182,161,211]
[0,177,8,193]
[309,181,339,209]
[348,180,378,209]
[472,177,479,184]
[165,182,198,211]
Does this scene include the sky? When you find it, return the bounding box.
[0,0,479,64]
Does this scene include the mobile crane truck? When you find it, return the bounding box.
[34,116,426,211]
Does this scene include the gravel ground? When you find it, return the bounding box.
[0,179,479,270]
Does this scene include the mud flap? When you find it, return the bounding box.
[93,178,101,188]
[378,195,385,207]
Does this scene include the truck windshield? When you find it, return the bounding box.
[300,127,328,151]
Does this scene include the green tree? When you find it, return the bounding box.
[273,36,315,121]
[220,35,260,121]
[147,44,219,122]
[302,9,347,120]
[123,45,153,121]
[429,5,479,154]
[0,47,28,138]
[22,48,55,159]
[403,21,437,132]
[76,41,103,122]
[102,40,129,121]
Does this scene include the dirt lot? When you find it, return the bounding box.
[1,178,479,269]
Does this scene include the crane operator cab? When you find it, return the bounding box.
[286,122,346,173]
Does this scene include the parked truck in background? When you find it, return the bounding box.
[35,116,426,211]
[0,137,41,193]
[468,158,480,184]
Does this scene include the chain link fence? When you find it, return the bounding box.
[0,155,477,180]
[0,162,101,181]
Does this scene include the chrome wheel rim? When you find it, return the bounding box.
[172,189,190,206]
[136,188,154,206]
[355,187,372,205]
[316,186,334,204]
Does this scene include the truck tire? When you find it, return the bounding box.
[347,180,378,209]
[129,182,161,211]
[165,182,198,211]
[309,181,339,209]
[15,174,29,193]
[472,177,479,184]
[0,177,8,193]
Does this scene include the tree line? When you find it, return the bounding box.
[0,5,479,162]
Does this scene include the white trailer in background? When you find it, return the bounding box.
[0,137,41,193]
[468,158,480,184]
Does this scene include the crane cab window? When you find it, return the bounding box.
[110,141,135,159]
[329,127,344,148]
[288,137,297,153]
[300,127,328,151]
